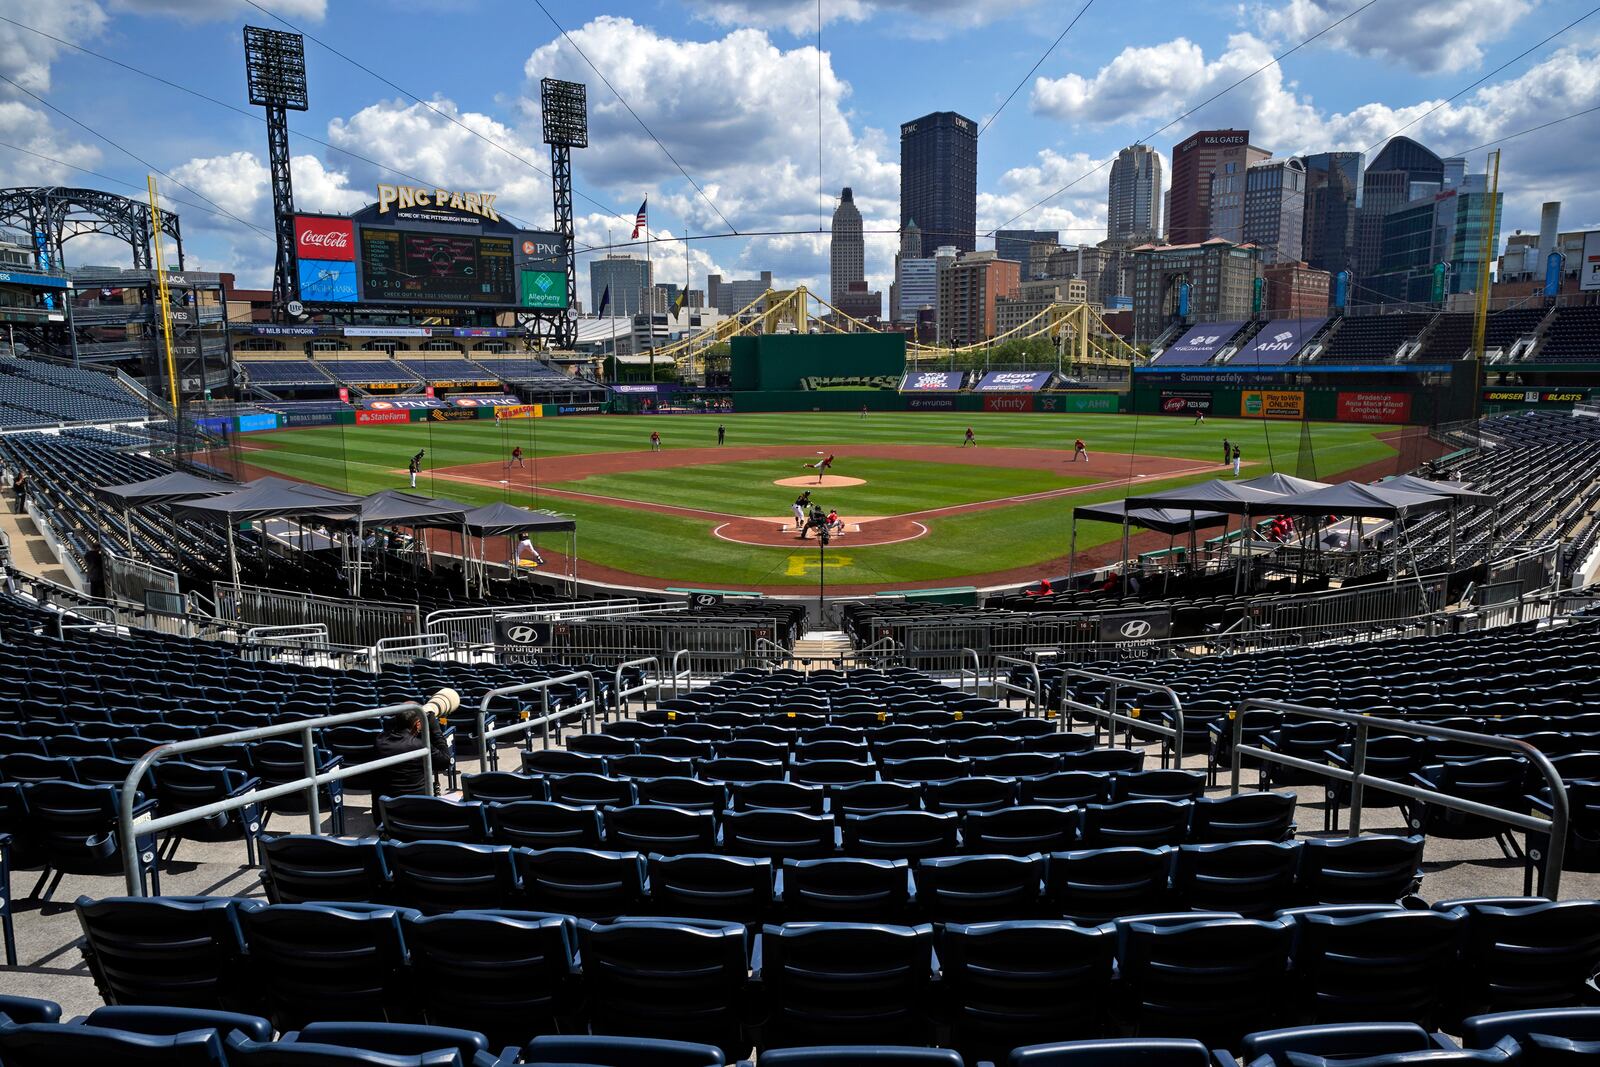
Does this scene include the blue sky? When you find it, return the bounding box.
[5,0,1599,303]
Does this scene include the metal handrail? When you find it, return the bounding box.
[474,671,598,769]
[1057,667,1186,765]
[959,647,983,694]
[612,656,662,721]
[1228,697,1570,896]
[244,623,329,647]
[118,701,430,895]
[373,632,450,667]
[671,648,691,697]
[993,655,1044,713]
[754,637,787,670]
[853,635,900,667]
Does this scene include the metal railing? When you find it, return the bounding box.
[993,655,1043,712]
[1228,698,1570,896]
[214,581,420,647]
[959,647,983,694]
[474,671,598,770]
[117,701,431,895]
[1057,668,1186,765]
[373,632,450,667]
[612,656,664,721]
[671,649,692,697]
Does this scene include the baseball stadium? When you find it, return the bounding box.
[5,15,1600,1067]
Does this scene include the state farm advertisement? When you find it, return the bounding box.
[1337,391,1413,423]
[294,215,355,261]
[355,409,410,425]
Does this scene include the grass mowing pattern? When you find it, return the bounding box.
[235,412,1401,587]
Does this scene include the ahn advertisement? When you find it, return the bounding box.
[494,404,543,420]
[1037,393,1118,414]
[900,371,965,391]
[1159,390,1213,415]
[1337,391,1414,424]
[982,393,1035,413]
[355,409,411,425]
[1240,390,1305,420]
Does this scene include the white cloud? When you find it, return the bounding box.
[698,0,1038,36]
[523,17,898,291]
[978,148,1109,241]
[0,0,107,95]
[169,149,366,227]
[1250,0,1533,75]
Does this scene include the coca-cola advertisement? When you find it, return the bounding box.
[294,215,355,260]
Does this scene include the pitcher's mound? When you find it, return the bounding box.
[774,475,865,488]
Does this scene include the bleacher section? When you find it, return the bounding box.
[1532,305,1600,362]
[0,358,149,427]
[1317,312,1433,363]
[235,357,331,387]
[1412,313,1477,362]
[395,355,496,381]
[312,358,424,385]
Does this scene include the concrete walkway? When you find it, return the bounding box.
[0,486,69,585]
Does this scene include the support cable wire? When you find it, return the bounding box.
[976,0,1096,138]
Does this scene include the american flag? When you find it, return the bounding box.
[631,197,648,240]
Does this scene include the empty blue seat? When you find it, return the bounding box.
[460,772,546,804]
[1296,835,1424,905]
[722,809,835,859]
[1172,841,1302,917]
[224,1032,468,1065]
[235,901,413,1028]
[647,853,773,924]
[602,804,717,855]
[1080,799,1190,849]
[1004,1037,1212,1066]
[487,800,603,850]
[782,857,911,923]
[0,997,59,1026]
[963,806,1079,854]
[578,917,748,1058]
[760,922,935,1049]
[521,1034,725,1066]
[1189,792,1295,843]
[75,895,251,1010]
[378,797,490,844]
[0,1018,229,1066]
[512,848,647,918]
[1459,1007,1600,1051]
[383,841,520,913]
[402,910,575,1048]
[25,781,159,898]
[761,1048,964,1067]
[1046,847,1173,922]
[915,854,1045,923]
[1117,915,1294,1047]
[1238,1022,1436,1067]
[1439,898,1600,1020]
[260,835,389,904]
[81,1004,273,1042]
[939,920,1113,1060]
[290,1022,500,1066]
[842,810,957,860]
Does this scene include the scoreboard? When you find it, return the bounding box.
[293,185,567,311]
[358,229,516,305]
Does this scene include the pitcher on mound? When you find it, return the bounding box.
[801,453,836,484]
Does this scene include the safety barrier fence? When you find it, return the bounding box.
[474,671,599,770]
[539,617,788,680]
[991,655,1043,712]
[117,701,430,895]
[611,657,671,722]
[422,599,683,648]
[214,581,421,647]
[1228,698,1570,897]
[1056,668,1186,767]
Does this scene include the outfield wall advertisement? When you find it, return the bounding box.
[1337,391,1413,423]
[975,371,1052,392]
[495,404,543,420]
[982,394,1035,413]
[355,409,410,425]
[1037,393,1119,414]
[1158,390,1213,415]
[900,371,965,392]
[1240,390,1305,419]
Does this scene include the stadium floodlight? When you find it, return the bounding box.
[541,78,588,148]
[244,26,309,112]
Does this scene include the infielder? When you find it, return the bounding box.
[1073,438,1089,463]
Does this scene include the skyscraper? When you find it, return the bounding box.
[829,186,864,306]
[1243,158,1306,264]
[993,230,1057,277]
[900,111,978,257]
[1302,151,1363,277]
[589,254,652,317]
[1107,145,1163,241]
[1168,129,1268,245]
[1355,136,1445,285]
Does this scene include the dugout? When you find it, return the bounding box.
[730,333,907,392]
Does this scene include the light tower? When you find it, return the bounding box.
[243,26,309,316]
[540,78,587,349]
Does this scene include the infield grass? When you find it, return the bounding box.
[233,411,1405,587]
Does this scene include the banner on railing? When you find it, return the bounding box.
[900,370,965,392]
[975,371,1052,392]
[495,404,543,420]
[1096,610,1172,644]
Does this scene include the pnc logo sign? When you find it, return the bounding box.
[294,216,355,261]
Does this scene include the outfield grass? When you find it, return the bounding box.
[234,412,1402,587]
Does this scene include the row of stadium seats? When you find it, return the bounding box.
[69,894,1600,1055]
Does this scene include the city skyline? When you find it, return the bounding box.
[6,0,1598,310]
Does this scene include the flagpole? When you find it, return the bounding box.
[684,222,692,380]
[645,206,656,384]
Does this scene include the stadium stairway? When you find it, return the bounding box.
[788,631,855,669]
[0,479,70,587]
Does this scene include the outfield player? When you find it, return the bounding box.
[1073,438,1089,463]
[408,449,425,488]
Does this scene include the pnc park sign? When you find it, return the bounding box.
[376,183,501,222]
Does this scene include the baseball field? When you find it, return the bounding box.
[226,411,1423,592]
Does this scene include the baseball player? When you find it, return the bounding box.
[1222,437,1232,466]
[962,427,976,447]
[825,508,846,537]
[1073,438,1089,463]
[509,446,525,469]
[514,531,546,567]
[799,503,827,540]
[650,430,662,452]
[408,449,425,488]
[792,491,812,531]
[801,454,835,484]
[1232,444,1243,476]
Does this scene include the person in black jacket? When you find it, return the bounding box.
[373,706,452,798]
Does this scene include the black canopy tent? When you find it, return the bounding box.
[346,490,473,597]
[1235,472,1330,495]
[92,471,241,568]
[1068,500,1231,589]
[461,502,579,595]
[172,481,365,592]
[1120,480,1291,594]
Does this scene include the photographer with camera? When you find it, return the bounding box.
[373,689,457,798]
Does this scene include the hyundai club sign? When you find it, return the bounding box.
[494,619,552,646]
[1096,610,1172,645]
